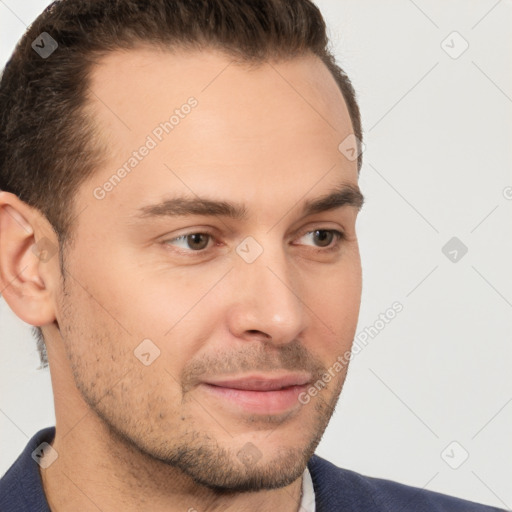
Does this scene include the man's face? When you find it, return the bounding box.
[54,47,362,491]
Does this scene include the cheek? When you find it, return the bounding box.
[303,257,362,351]
[121,266,224,333]
[95,258,230,375]
[59,273,186,422]
[69,242,202,333]
[57,280,135,409]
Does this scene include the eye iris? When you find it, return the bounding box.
[314,230,333,247]
[187,233,209,250]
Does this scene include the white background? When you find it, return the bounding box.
[1,0,511,508]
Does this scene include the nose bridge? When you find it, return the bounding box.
[228,235,307,343]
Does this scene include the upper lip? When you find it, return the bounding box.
[203,373,312,391]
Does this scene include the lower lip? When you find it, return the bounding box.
[201,383,308,415]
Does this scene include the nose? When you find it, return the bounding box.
[226,241,307,345]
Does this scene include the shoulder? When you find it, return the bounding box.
[307,454,506,512]
[0,426,54,512]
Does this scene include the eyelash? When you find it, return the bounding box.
[163,229,345,256]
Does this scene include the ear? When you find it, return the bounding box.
[0,191,59,327]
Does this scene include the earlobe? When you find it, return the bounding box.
[0,192,58,327]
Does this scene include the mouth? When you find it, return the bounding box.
[200,373,311,415]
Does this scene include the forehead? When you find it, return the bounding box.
[78,46,358,221]
[86,45,352,130]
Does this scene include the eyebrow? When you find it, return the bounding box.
[134,183,364,221]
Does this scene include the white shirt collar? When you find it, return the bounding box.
[298,465,316,512]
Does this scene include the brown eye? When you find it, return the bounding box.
[312,230,335,247]
[185,233,210,250]
[165,232,213,252]
[297,229,344,249]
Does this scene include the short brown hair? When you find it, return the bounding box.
[0,0,363,368]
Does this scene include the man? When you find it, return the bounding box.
[0,1,505,511]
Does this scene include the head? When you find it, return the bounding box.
[0,0,364,493]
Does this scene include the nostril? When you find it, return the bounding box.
[246,330,271,340]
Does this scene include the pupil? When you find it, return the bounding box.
[315,230,332,247]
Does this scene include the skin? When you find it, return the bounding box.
[0,47,363,511]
